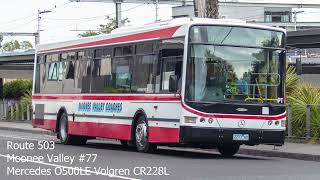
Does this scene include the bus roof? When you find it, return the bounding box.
[37,18,286,54]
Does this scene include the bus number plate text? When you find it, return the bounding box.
[233,134,249,141]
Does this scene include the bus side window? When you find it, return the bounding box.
[157,37,184,93]
[91,48,112,93]
[131,55,157,93]
[161,57,182,92]
[48,62,59,81]
[76,49,92,93]
[62,51,76,93]
[111,57,132,93]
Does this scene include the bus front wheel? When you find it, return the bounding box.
[218,144,240,157]
[58,112,87,145]
[134,116,156,153]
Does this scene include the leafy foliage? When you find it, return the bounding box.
[0,35,3,48]
[78,16,130,37]
[286,65,299,96]
[6,88,32,121]
[288,84,320,139]
[78,31,99,38]
[20,89,32,106]
[20,41,33,50]
[2,40,20,51]
[1,39,33,52]
[3,80,32,99]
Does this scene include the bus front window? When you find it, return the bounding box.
[185,26,285,104]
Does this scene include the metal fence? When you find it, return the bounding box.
[286,104,320,141]
[0,100,32,121]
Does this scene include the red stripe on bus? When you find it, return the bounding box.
[32,95,180,101]
[68,121,132,140]
[40,26,181,53]
[32,119,56,131]
[149,126,179,143]
[32,119,179,143]
[181,102,286,120]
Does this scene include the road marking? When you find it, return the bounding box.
[0,154,140,180]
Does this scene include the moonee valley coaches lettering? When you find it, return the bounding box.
[78,102,122,113]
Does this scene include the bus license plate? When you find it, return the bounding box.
[233,134,249,141]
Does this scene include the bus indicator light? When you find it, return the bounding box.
[184,117,197,124]
[281,120,286,127]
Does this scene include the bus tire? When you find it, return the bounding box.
[134,115,156,153]
[218,144,240,157]
[58,112,87,145]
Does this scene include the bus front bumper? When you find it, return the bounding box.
[179,126,285,145]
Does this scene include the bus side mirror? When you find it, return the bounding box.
[169,75,178,93]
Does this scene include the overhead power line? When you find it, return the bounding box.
[0,18,38,32]
[0,1,72,30]
[44,3,148,31]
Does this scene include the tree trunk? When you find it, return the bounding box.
[206,0,219,19]
[193,0,219,19]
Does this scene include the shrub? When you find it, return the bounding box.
[286,65,299,97]
[3,79,32,99]
[7,89,32,121]
[288,84,320,140]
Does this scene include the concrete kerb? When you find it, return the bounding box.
[0,126,54,136]
[238,148,320,162]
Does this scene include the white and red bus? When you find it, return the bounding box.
[32,18,286,156]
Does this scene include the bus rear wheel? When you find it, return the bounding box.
[218,144,240,157]
[58,112,87,145]
[134,116,156,153]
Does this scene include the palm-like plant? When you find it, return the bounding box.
[286,65,299,96]
[288,84,320,139]
[8,89,32,120]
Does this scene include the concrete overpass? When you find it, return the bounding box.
[0,49,35,79]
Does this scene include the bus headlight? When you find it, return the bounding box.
[184,116,197,124]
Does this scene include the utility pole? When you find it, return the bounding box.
[293,10,304,31]
[193,0,219,18]
[155,0,159,22]
[115,0,123,28]
[37,10,52,45]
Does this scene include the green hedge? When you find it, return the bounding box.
[3,80,32,99]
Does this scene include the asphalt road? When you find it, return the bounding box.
[0,129,319,180]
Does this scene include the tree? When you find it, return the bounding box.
[1,40,33,52]
[2,40,20,52]
[193,0,219,18]
[0,35,3,49]
[20,41,33,50]
[78,16,130,38]
[78,31,99,38]
[206,0,219,18]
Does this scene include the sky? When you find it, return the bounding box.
[1,0,320,47]
[0,0,173,46]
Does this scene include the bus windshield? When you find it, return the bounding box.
[185,26,285,104]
